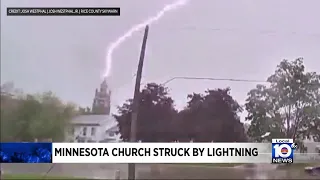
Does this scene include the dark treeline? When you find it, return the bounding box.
[0,88,77,142]
[115,58,320,143]
[1,58,319,143]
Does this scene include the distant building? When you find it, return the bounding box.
[67,78,122,142]
[302,137,320,155]
[92,78,111,115]
[66,114,121,143]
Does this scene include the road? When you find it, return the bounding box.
[1,163,317,179]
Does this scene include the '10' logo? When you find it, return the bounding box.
[271,139,296,164]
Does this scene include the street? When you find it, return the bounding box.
[1,163,317,179]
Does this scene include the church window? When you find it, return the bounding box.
[109,131,115,137]
[83,127,87,136]
[91,127,96,136]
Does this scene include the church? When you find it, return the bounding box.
[67,78,122,143]
[91,78,111,115]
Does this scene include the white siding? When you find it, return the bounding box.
[66,114,122,142]
[303,138,320,154]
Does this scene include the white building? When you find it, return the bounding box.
[302,137,320,155]
[66,78,122,143]
[66,114,121,142]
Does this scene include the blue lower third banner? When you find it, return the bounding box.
[0,142,52,163]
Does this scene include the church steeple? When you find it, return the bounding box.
[100,78,107,92]
[92,78,111,115]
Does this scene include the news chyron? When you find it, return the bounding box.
[7,7,120,16]
[272,139,297,164]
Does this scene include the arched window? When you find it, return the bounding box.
[91,127,96,136]
[83,127,87,136]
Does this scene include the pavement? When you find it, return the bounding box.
[1,163,317,179]
[1,163,157,179]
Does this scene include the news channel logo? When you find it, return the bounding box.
[272,139,297,164]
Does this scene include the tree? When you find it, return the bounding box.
[1,84,76,142]
[30,91,77,141]
[78,106,92,115]
[176,88,247,142]
[115,83,177,142]
[245,58,320,142]
[1,82,27,141]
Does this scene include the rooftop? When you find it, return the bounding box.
[71,114,116,126]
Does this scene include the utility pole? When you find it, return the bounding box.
[128,25,149,180]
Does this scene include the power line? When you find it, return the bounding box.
[154,26,320,37]
[162,76,266,85]
[121,76,319,86]
[161,76,320,86]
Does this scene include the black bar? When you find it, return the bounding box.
[7,7,120,16]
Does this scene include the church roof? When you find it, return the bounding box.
[106,123,118,132]
[71,114,115,126]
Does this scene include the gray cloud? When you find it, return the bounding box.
[1,0,319,120]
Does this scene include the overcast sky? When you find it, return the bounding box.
[1,0,319,120]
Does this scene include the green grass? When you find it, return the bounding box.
[1,174,85,179]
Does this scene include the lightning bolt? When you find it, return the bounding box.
[103,0,189,78]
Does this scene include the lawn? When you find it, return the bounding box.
[1,174,85,179]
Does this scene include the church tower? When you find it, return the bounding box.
[92,78,111,115]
